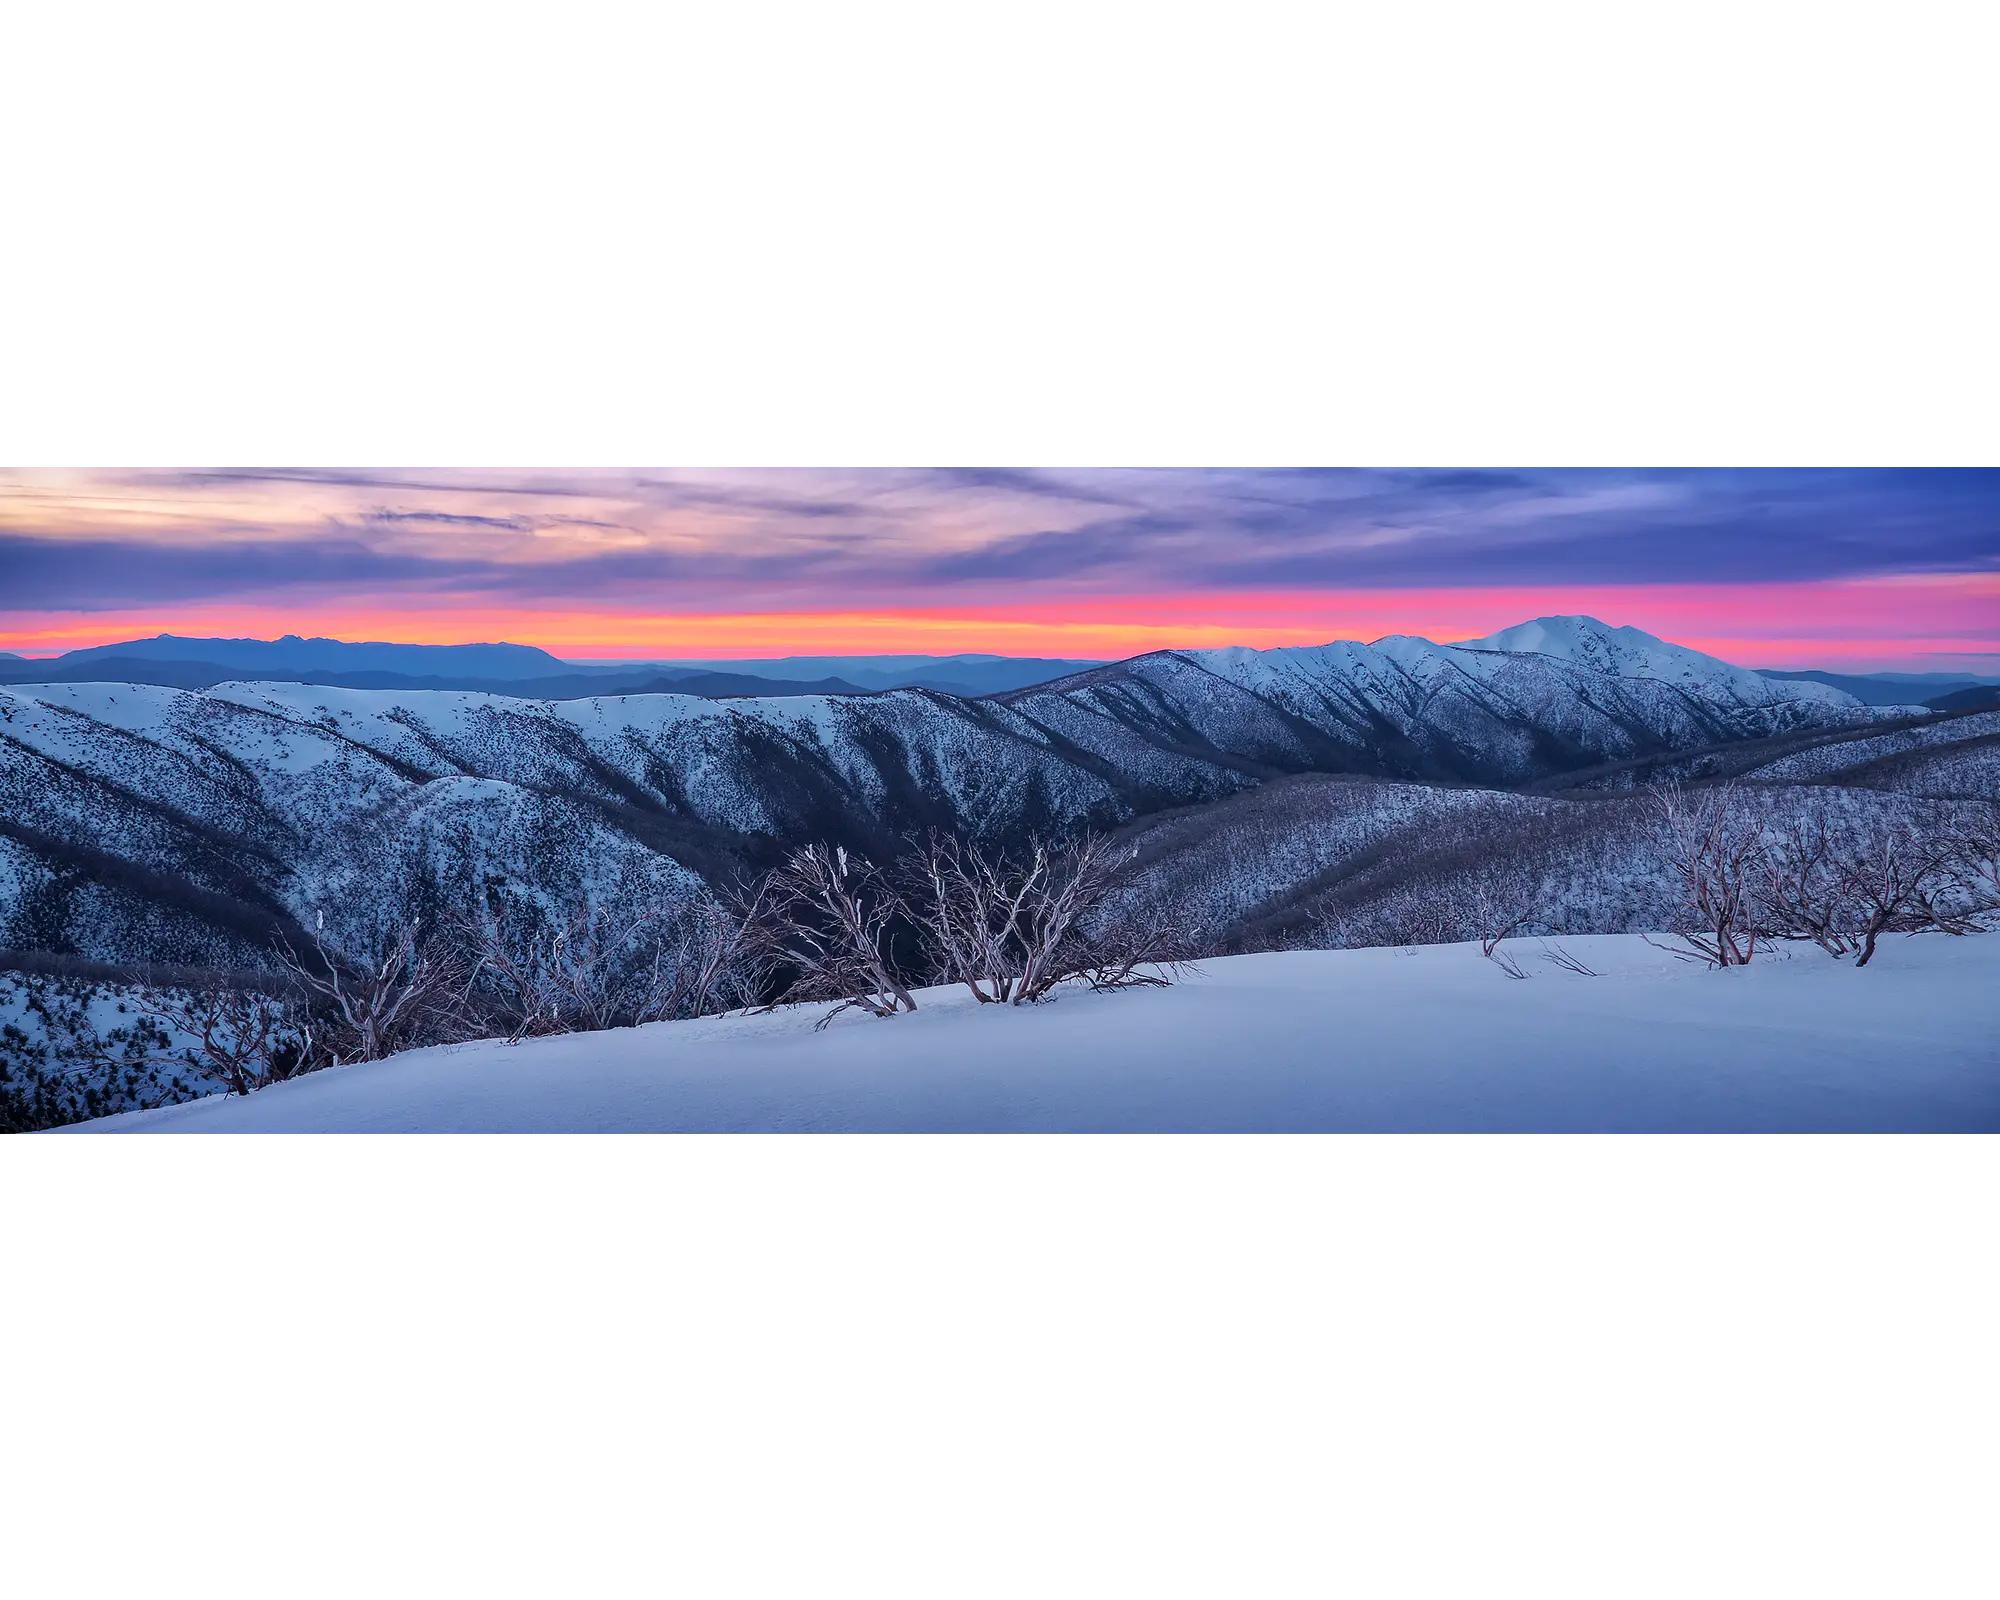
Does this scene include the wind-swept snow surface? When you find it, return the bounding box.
[60,934,2000,1133]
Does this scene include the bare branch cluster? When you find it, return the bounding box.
[1648,783,1771,966]
[748,844,918,1024]
[1376,896,1462,949]
[1948,815,2000,911]
[1539,942,1599,976]
[1466,882,1535,975]
[1763,814,1977,966]
[1758,814,1864,959]
[1654,786,1999,969]
[272,910,466,1063]
[743,831,1189,1024]
[453,897,754,1042]
[133,986,317,1096]
[905,832,1173,1004]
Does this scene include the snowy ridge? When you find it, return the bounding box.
[1184,614,1856,718]
[1019,616,1876,789]
[1450,615,1854,708]
[0,617,1911,973]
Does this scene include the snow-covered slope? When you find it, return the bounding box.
[0,617,1888,971]
[1453,615,1853,709]
[1734,709,2000,796]
[1101,771,1994,953]
[1002,617,1870,791]
[0,678,1135,967]
[57,934,2000,1133]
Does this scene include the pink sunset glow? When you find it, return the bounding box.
[1,469,1993,670]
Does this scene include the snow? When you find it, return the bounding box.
[547,692,726,737]
[1741,710,2000,783]
[1164,620,1868,782]
[1450,614,1856,708]
[57,933,2000,1133]
[0,680,192,735]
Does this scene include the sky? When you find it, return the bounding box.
[1,468,1995,670]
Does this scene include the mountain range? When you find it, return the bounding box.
[47,634,569,677]
[1760,667,2000,706]
[0,637,1103,699]
[4,616,1994,983]
[9,631,1993,708]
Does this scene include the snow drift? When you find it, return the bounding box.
[57,933,2000,1133]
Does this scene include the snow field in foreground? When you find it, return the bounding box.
[59,934,2000,1133]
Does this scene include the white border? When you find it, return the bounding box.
[6,1138,1996,1597]
[4,4,1995,465]
[4,4,1995,1595]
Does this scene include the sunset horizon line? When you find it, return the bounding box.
[5,590,1995,676]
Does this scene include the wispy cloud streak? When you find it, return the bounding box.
[0,469,1993,667]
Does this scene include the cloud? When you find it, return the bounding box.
[923,468,1139,507]
[628,477,888,520]
[2,470,1994,616]
[0,534,491,609]
[922,469,2000,589]
[365,509,535,531]
[156,468,613,499]
[918,512,1202,582]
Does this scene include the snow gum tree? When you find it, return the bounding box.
[274,909,463,1062]
[1825,824,1966,967]
[451,895,756,1041]
[905,831,1186,1003]
[1649,782,1769,967]
[751,844,918,1024]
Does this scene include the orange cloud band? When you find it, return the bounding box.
[2,575,1994,668]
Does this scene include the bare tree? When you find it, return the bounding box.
[1469,883,1533,957]
[1759,813,1864,959]
[751,844,917,1024]
[454,895,758,1041]
[452,903,565,1043]
[1830,824,1964,967]
[644,895,760,1022]
[1648,782,1769,967]
[992,835,1116,1003]
[1067,903,1198,993]
[274,909,463,1062]
[135,985,318,1096]
[1945,815,2000,918]
[903,832,1173,1005]
[1463,882,1533,975]
[494,904,648,1035]
[25,974,318,1102]
[902,830,1014,1002]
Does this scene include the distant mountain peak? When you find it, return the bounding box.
[1453,613,1647,651]
[1171,614,1862,716]
[53,633,569,679]
[1456,614,1743,677]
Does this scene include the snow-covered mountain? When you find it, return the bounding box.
[0,618,1890,972]
[1451,615,1854,707]
[1001,615,1866,788]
